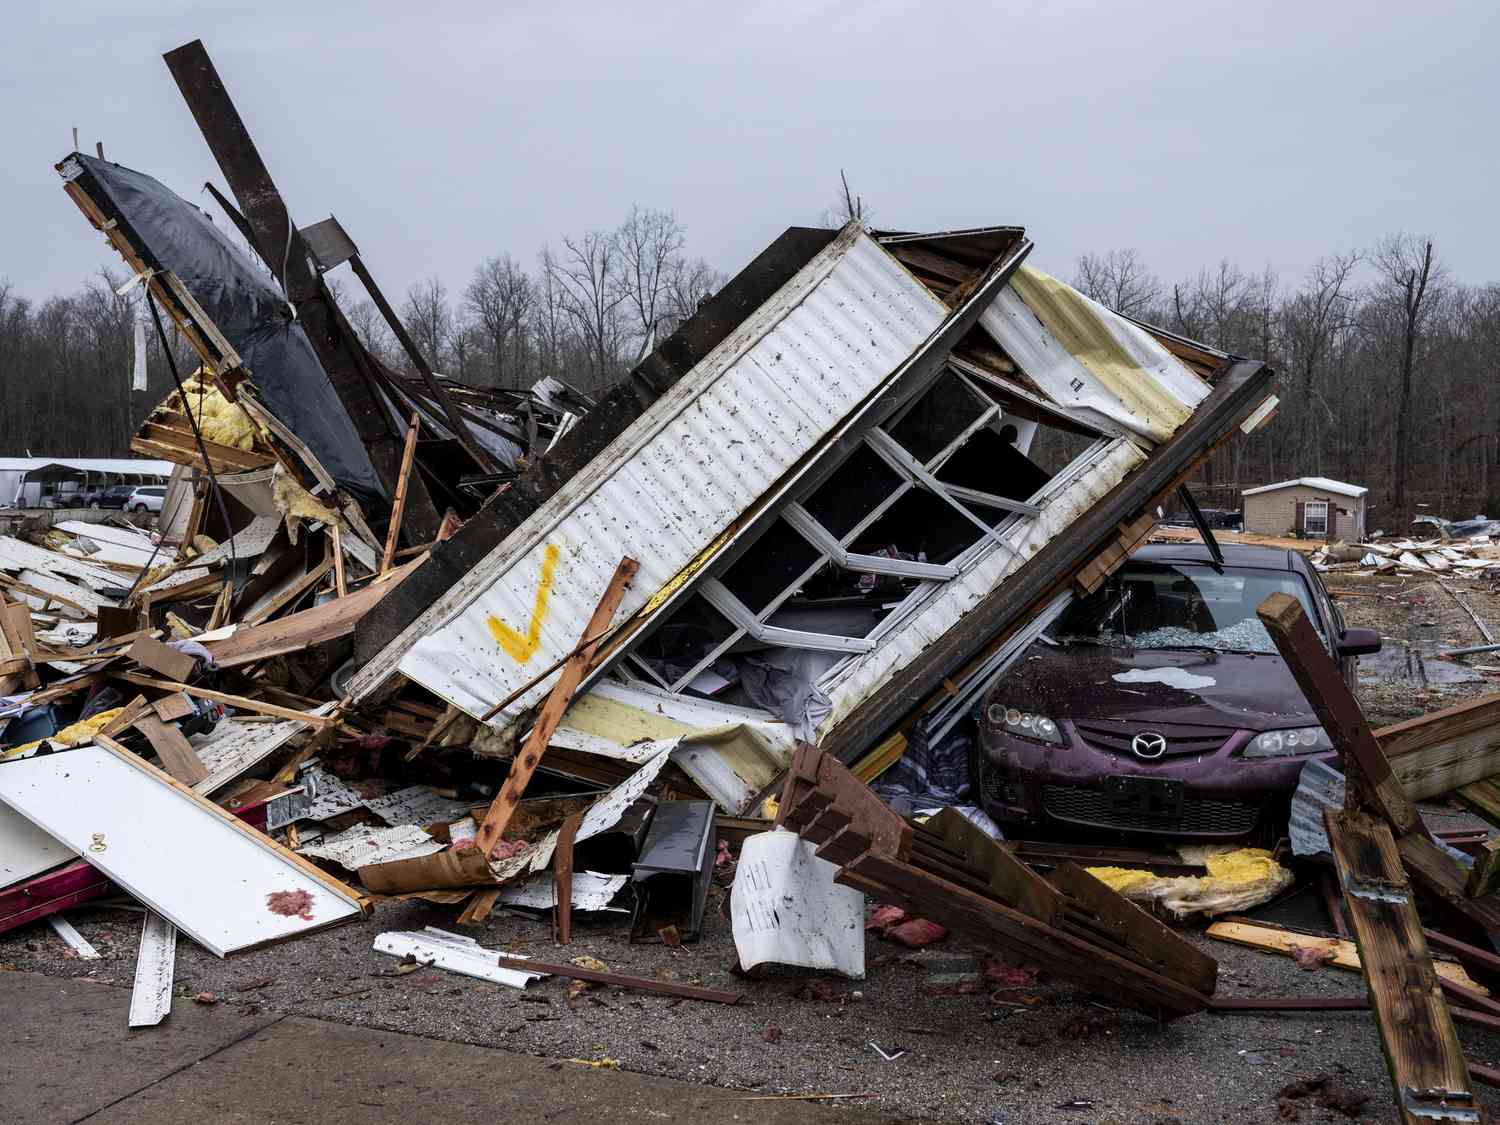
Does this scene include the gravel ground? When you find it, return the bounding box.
[5,864,1499,1124]
[6,568,1500,1122]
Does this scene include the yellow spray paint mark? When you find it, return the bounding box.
[485,542,560,663]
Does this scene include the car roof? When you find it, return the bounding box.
[1130,542,1302,572]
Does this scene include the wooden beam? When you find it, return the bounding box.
[553,810,581,945]
[1397,832,1500,933]
[473,557,639,859]
[1466,839,1500,899]
[381,412,421,573]
[1380,692,1500,800]
[110,671,336,727]
[1324,808,1474,1124]
[1256,592,1419,834]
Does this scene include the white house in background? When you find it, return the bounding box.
[1241,476,1367,540]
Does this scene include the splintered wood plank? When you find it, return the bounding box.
[133,713,209,786]
[1397,832,1500,933]
[1466,840,1500,899]
[553,810,582,944]
[1324,808,1474,1124]
[1051,862,1218,997]
[1380,692,1500,799]
[128,911,177,1028]
[928,807,1059,924]
[1205,920,1488,993]
[474,558,639,859]
[1257,592,1419,834]
[1454,778,1500,828]
[126,634,199,682]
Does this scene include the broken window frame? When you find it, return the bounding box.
[619,361,1117,699]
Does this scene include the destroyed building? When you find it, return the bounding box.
[13,36,1500,1125]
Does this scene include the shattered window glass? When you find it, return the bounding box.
[1051,563,1323,654]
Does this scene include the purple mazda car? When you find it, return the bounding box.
[974,543,1381,843]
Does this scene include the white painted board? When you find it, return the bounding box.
[730,830,865,979]
[0,800,74,889]
[0,745,363,956]
[128,911,177,1027]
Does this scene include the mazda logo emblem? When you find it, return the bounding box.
[1131,731,1167,759]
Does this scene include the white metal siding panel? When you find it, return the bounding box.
[391,232,947,722]
[818,437,1147,735]
[979,268,1210,443]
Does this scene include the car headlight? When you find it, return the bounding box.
[1242,726,1332,758]
[986,703,1064,746]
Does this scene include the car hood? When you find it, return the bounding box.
[993,642,1317,730]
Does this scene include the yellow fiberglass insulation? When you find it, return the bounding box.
[1086,846,1293,920]
[166,374,259,450]
[2,707,124,761]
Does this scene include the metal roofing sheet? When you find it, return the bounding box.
[980,266,1210,443]
[1241,477,1367,499]
[386,228,948,722]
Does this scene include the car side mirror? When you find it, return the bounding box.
[1337,627,1382,656]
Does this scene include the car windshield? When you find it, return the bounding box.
[1050,563,1322,654]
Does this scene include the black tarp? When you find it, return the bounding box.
[64,153,386,505]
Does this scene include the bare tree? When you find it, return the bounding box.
[550,231,627,390]
[1371,234,1445,512]
[661,257,724,335]
[401,276,453,373]
[820,170,871,227]
[612,206,684,348]
[465,254,534,389]
[1281,252,1361,470]
[1073,249,1162,317]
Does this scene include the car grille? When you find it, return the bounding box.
[1072,721,1231,759]
[1041,784,1260,835]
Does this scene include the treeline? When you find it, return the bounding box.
[4,218,1498,527]
[1072,237,1500,525]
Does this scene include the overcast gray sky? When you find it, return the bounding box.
[5,0,1497,304]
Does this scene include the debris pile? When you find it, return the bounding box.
[12,34,1500,1125]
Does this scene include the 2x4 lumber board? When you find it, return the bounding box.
[245,559,333,626]
[1466,839,1500,899]
[380,412,421,572]
[204,559,416,668]
[927,807,1060,924]
[1454,778,1500,827]
[1257,592,1419,834]
[1051,862,1218,996]
[135,423,273,471]
[127,634,199,682]
[1323,808,1474,1124]
[132,713,209,786]
[841,851,1208,1019]
[554,810,582,945]
[1379,693,1500,800]
[1397,832,1500,934]
[1204,920,1487,993]
[111,671,336,728]
[474,557,640,858]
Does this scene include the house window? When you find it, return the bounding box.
[1304,500,1329,537]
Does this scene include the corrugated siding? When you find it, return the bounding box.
[818,437,1147,735]
[980,265,1210,443]
[392,230,948,721]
